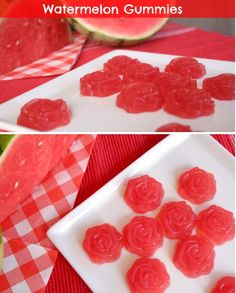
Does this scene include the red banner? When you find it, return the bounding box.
[0,0,234,17]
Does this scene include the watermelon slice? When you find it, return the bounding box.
[0,18,71,74]
[0,227,3,272]
[70,18,168,46]
[0,134,76,223]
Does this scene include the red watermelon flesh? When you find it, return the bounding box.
[70,18,168,46]
[50,135,77,168]
[0,18,71,75]
[0,134,76,223]
[0,227,3,272]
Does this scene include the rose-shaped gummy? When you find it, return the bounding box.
[124,62,160,83]
[154,72,197,98]
[178,167,216,204]
[104,55,138,75]
[173,235,215,278]
[196,205,235,245]
[156,123,192,132]
[203,73,235,101]
[80,70,122,97]
[126,258,170,293]
[17,98,71,131]
[122,216,163,257]
[83,223,123,264]
[157,201,196,239]
[211,276,235,293]
[116,82,164,113]
[165,56,206,79]
[124,175,164,213]
[164,88,214,119]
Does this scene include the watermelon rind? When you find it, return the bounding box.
[0,135,15,156]
[0,227,3,272]
[69,18,168,46]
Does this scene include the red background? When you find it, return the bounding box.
[46,134,235,293]
[1,0,234,17]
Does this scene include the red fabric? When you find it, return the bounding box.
[0,24,234,104]
[46,134,235,293]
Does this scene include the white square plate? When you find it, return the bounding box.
[0,50,235,132]
[47,134,235,293]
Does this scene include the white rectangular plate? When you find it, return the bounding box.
[0,50,235,132]
[47,134,235,293]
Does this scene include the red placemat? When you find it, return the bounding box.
[46,134,235,293]
[0,23,234,104]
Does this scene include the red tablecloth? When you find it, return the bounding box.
[0,23,234,104]
[46,134,235,293]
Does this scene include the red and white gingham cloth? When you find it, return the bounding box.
[0,34,86,81]
[0,134,95,293]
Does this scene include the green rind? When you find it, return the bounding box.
[0,135,15,156]
[69,18,169,46]
[0,227,3,272]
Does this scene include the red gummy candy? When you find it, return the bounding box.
[123,62,160,83]
[104,55,138,75]
[80,70,122,97]
[164,88,214,119]
[157,201,196,239]
[116,82,164,113]
[173,235,215,278]
[178,167,216,204]
[156,123,192,132]
[197,205,235,245]
[122,216,163,257]
[124,175,164,213]
[17,98,71,131]
[165,56,206,79]
[203,73,235,100]
[83,223,123,264]
[211,276,235,293]
[155,72,197,98]
[127,258,170,293]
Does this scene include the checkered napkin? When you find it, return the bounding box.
[0,134,95,293]
[0,34,86,81]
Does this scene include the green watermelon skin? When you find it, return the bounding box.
[70,18,168,46]
[0,135,76,223]
[0,135,15,155]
